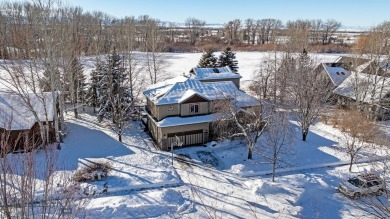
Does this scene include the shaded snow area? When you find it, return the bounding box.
[57,112,191,218]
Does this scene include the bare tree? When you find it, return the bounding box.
[251,60,274,99]
[321,19,341,45]
[288,50,333,141]
[212,99,268,160]
[224,19,241,45]
[285,19,312,52]
[185,17,206,45]
[310,19,323,44]
[0,119,81,218]
[121,17,146,105]
[333,110,379,171]
[244,19,255,44]
[138,16,169,84]
[261,111,295,182]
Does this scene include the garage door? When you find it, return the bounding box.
[167,130,203,147]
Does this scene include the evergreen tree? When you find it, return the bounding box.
[197,49,217,68]
[85,65,100,113]
[68,57,86,117]
[218,47,239,72]
[96,50,132,123]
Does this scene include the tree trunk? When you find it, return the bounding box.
[302,129,308,141]
[118,134,122,142]
[272,162,276,182]
[248,144,253,160]
[349,157,353,172]
[73,102,78,118]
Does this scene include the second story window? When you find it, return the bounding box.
[190,104,199,114]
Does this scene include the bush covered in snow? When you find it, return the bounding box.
[73,161,112,182]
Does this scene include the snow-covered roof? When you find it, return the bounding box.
[356,60,373,73]
[155,113,224,127]
[146,75,188,91]
[178,89,210,103]
[0,92,57,130]
[204,81,260,108]
[322,63,351,86]
[379,62,390,71]
[144,78,231,105]
[191,66,242,80]
[333,73,390,104]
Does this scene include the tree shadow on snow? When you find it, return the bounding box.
[295,170,352,219]
[287,122,340,167]
[58,122,134,171]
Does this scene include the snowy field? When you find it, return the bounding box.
[1,52,389,218]
[77,51,342,89]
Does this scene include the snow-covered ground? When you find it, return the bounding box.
[1,52,389,218]
[54,108,389,218]
[77,51,342,89]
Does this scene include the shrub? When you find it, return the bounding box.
[73,161,112,182]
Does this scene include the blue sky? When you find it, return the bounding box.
[66,0,388,28]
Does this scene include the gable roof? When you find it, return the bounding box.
[204,81,260,108]
[0,92,58,130]
[144,78,231,105]
[321,63,351,86]
[178,90,210,103]
[333,73,390,105]
[191,66,242,80]
[359,60,390,75]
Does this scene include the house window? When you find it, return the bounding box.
[190,104,199,114]
[168,106,174,111]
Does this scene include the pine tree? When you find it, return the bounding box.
[96,50,132,123]
[68,57,86,117]
[197,49,217,68]
[85,63,101,113]
[218,47,239,72]
[297,49,312,78]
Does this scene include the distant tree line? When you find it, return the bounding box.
[2,0,389,58]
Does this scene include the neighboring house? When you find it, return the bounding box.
[143,71,258,151]
[335,56,369,67]
[359,60,390,77]
[333,73,390,120]
[317,63,351,88]
[0,92,59,152]
[191,66,242,88]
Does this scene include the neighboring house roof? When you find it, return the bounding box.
[0,92,57,130]
[144,78,231,105]
[379,62,390,71]
[322,63,351,86]
[191,66,242,80]
[359,60,390,75]
[335,56,369,66]
[356,60,373,73]
[204,81,260,108]
[333,73,390,105]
